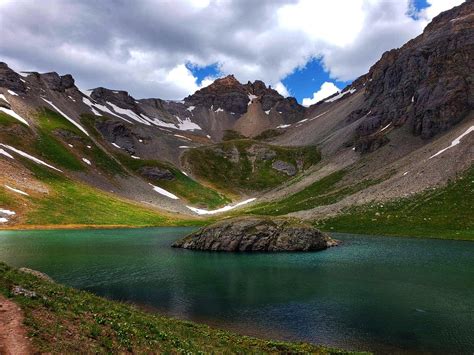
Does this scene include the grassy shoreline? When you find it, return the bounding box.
[0,262,364,354]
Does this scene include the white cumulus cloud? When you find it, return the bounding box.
[302,82,340,107]
[0,0,465,100]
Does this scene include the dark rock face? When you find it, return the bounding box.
[0,62,26,93]
[272,160,297,176]
[172,217,337,252]
[184,74,305,123]
[350,1,474,152]
[96,120,136,154]
[184,75,250,115]
[138,166,174,181]
[91,87,138,110]
[40,72,75,92]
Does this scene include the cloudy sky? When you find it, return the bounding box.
[0,0,464,104]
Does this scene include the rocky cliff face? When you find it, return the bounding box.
[172,217,337,252]
[0,63,26,93]
[349,1,473,152]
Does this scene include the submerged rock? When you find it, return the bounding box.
[172,217,337,252]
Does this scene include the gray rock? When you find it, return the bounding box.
[11,285,37,298]
[96,120,136,154]
[272,160,297,176]
[0,62,26,93]
[138,166,174,181]
[40,72,75,92]
[172,217,337,252]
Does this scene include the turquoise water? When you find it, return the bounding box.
[0,228,473,353]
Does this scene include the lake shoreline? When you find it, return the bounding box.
[1,228,473,353]
[1,223,472,241]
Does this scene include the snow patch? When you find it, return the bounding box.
[265,110,270,115]
[174,134,192,141]
[186,106,196,112]
[215,107,224,113]
[0,208,15,215]
[380,123,392,132]
[429,125,474,159]
[7,90,18,96]
[0,149,14,159]
[83,97,127,121]
[111,143,121,149]
[131,155,140,159]
[68,144,73,148]
[277,124,291,129]
[181,171,188,176]
[42,98,89,136]
[179,146,190,149]
[0,94,9,103]
[5,185,29,196]
[0,107,29,126]
[186,198,256,215]
[0,143,62,172]
[82,158,91,165]
[151,184,179,200]
[107,102,150,125]
[324,88,356,103]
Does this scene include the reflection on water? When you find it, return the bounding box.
[0,228,473,353]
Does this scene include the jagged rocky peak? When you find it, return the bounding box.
[185,74,305,121]
[350,0,473,153]
[90,87,138,110]
[0,62,26,93]
[184,75,251,115]
[39,72,75,92]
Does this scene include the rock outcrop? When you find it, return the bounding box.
[349,1,474,152]
[172,217,337,252]
[0,62,26,93]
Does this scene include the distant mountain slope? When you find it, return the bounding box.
[0,1,472,230]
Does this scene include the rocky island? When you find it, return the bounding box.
[172,217,338,252]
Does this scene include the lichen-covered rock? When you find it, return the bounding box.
[172,217,337,252]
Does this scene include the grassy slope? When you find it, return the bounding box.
[0,263,361,354]
[81,113,230,208]
[116,153,230,209]
[245,170,383,216]
[316,166,474,240]
[8,160,197,227]
[183,139,320,193]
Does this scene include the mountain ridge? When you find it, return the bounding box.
[0,0,472,235]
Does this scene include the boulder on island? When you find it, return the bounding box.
[172,217,337,252]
